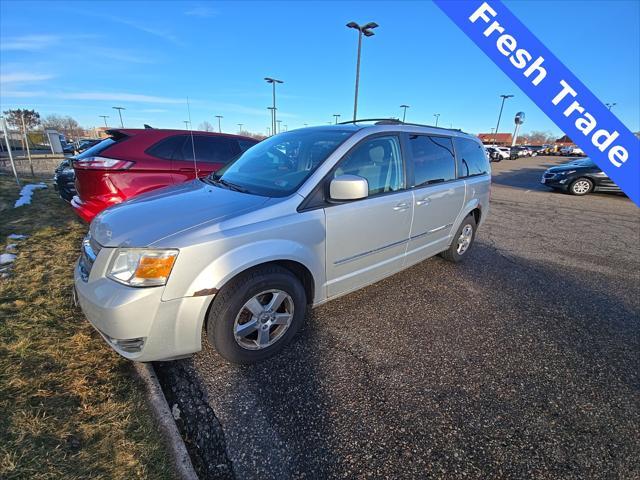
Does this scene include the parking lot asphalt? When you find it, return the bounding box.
[182,155,639,479]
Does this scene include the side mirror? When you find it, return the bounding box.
[329,175,369,201]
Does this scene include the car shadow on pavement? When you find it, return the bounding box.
[184,240,639,479]
[491,166,552,191]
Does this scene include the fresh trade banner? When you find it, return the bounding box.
[434,0,640,206]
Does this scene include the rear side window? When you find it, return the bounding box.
[177,136,242,164]
[454,137,489,177]
[238,139,258,152]
[148,135,243,164]
[147,135,187,160]
[408,135,456,186]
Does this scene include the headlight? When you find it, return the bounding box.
[558,170,576,175]
[107,249,178,287]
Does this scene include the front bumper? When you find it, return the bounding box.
[73,257,213,362]
[540,173,570,189]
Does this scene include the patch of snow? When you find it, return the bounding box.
[171,404,181,420]
[0,253,16,265]
[6,244,17,252]
[8,234,28,240]
[14,183,47,208]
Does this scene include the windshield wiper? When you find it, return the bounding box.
[207,176,249,193]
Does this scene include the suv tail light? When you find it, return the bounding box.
[74,156,134,170]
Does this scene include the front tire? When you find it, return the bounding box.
[569,178,593,196]
[440,215,477,263]
[206,265,307,364]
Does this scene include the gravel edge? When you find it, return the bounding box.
[132,362,199,480]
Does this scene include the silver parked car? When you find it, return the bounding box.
[74,121,491,364]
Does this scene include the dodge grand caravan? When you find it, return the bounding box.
[74,121,491,364]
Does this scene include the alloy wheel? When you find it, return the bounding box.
[233,289,294,350]
[456,224,473,255]
[572,180,591,194]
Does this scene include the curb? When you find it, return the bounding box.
[133,362,199,480]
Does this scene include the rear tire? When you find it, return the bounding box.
[569,178,593,196]
[206,265,307,364]
[440,215,477,263]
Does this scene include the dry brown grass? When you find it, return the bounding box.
[0,174,175,479]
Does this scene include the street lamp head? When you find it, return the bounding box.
[363,22,379,30]
[500,94,514,99]
[363,29,376,37]
[400,104,410,108]
[264,77,283,84]
[346,21,359,29]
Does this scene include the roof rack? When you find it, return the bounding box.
[337,118,462,132]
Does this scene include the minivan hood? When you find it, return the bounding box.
[91,180,270,247]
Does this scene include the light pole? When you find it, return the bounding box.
[215,115,223,133]
[433,113,440,127]
[346,21,378,121]
[333,114,341,124]
[304,123,308,127]
[267,107,276,135]
[277,120,282,133]
[493,94,513,144]
[99,115,109,128]
[112,106,125,127]
[606,102,617,111]
[265,77,283,138]
[238,123,243,133]
[267,127,271,136]
[400,104,409,122]
[183,120,190,129]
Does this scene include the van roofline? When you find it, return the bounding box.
[337,118,469,135]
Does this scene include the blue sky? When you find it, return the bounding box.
[1,1,638,137]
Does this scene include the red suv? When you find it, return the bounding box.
[71,129,258,222]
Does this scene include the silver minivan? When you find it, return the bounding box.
[74,121,490,364]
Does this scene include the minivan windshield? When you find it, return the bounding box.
[210,129,355,197]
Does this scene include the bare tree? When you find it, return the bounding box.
[239,130,267,140]
[42,114,84,140]
[518,130,555,145]
[198,121,214,132]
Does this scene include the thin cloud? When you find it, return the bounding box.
[90,47,157,64]
[0,35,61,51]
[209,102,297,118]
[59,92,185,104]
[0,89,48,98]
[185,6,218,18]
[0,72,55,84]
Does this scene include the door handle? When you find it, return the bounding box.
[416,197,431,206]
[393,202,410,211]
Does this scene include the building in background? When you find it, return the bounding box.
[477,133,513,146]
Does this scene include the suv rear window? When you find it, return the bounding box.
[454,137,489,177]
[408,135,456,186]
[74,138,116,159]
